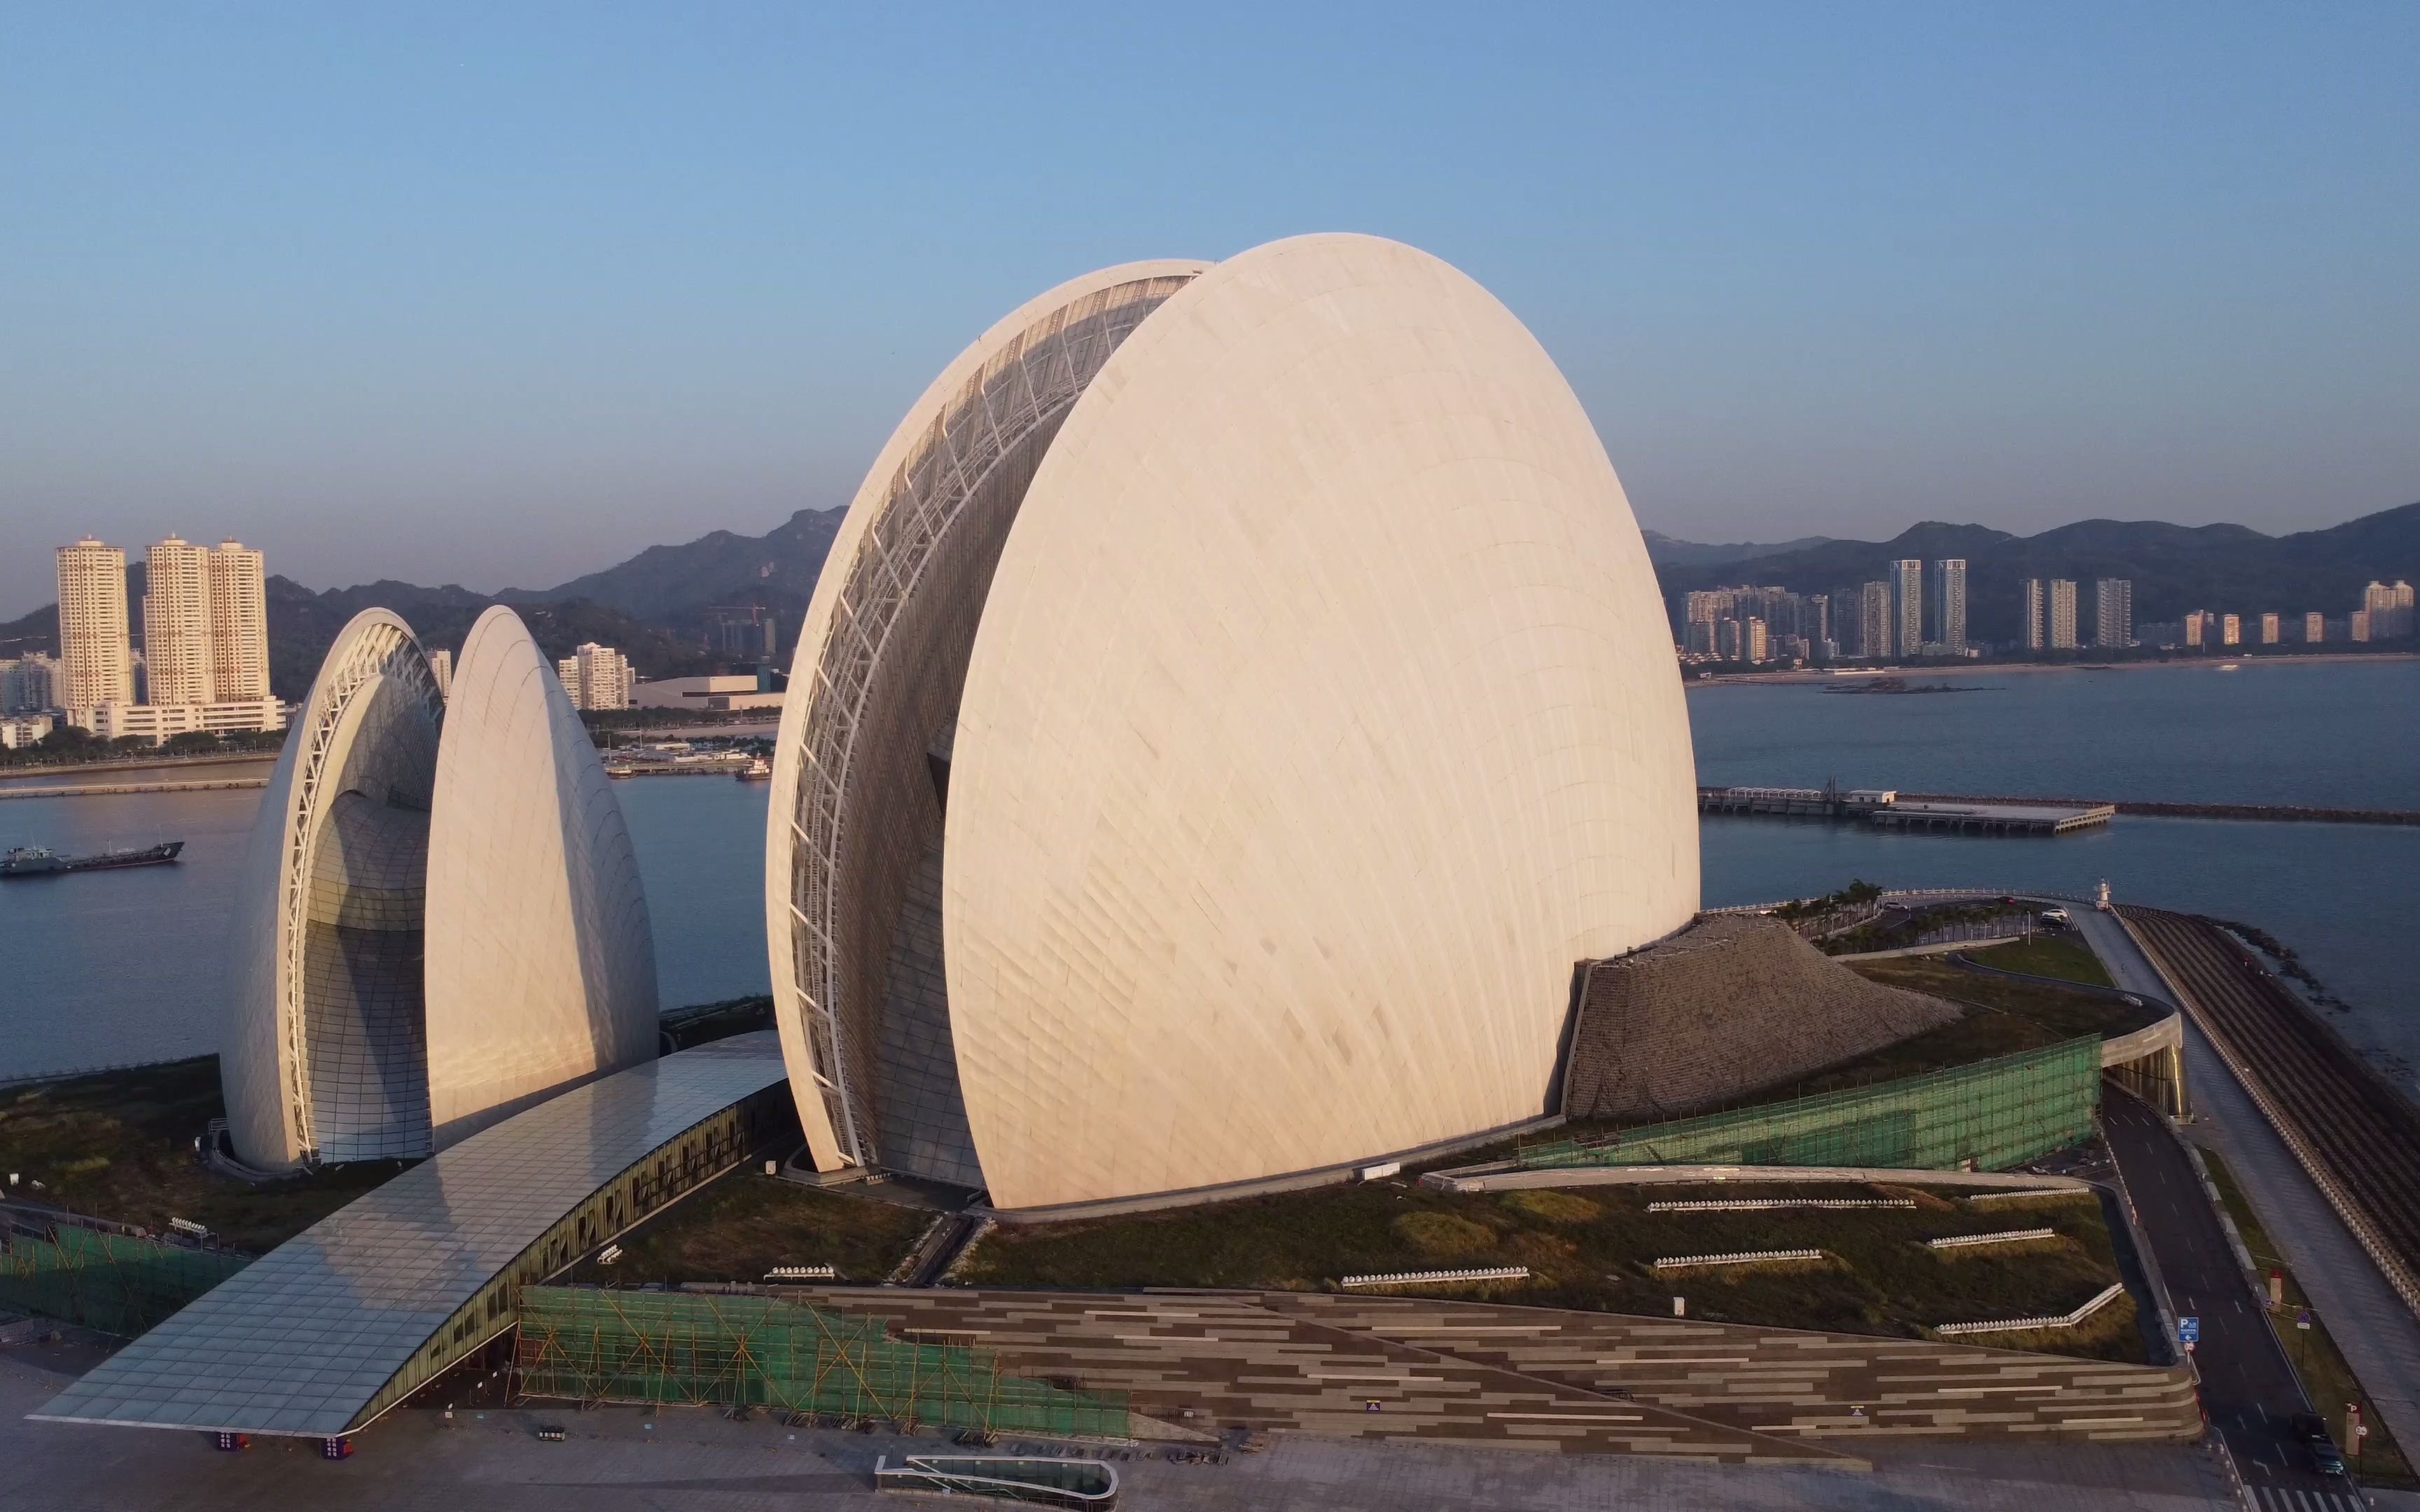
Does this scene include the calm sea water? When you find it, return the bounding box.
[2,659,2414,1086]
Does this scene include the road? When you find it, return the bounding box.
[2071,904,2372,1511]
[2101,1089,2352,1508]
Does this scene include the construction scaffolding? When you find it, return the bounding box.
[514,1286,1129,1440]
[1523,1035,2102,1174]
[0,1221,251,1337]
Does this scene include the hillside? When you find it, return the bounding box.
[1655,503,2420,643]
[496,505,846,633]
[10,500,2412,694]
[1640,531,1834,568]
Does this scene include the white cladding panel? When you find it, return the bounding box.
[945,234,1700,1210]
[423,606,659,1147]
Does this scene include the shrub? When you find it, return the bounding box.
[1392,1211,1496,1258]
[1501,1190,1602,1224]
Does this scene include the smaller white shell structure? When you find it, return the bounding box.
[767,233,1699,1213]
[222,606,659,1170]
[225,610,447,1168]
[422,607,660,1146]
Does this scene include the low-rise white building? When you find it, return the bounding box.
[0,713,55,750]
[631,673,783,713]
[88,696,286,744]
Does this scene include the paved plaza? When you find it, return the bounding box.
[4,1334,2250,1512]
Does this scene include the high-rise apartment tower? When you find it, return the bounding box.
[2022,580,2047,651]
[141,537,215,706]
[1933,559,1968,652]
[204,540,269,700]
[1858,580,1893,659]
[55,537,133,718]
[2093,579,2133,649]
[1893,559,1924,657]
[2048,580,2079,650]
[139,536,270,707]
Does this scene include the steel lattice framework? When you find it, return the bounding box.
[275,612,445,1162]
[779,274,1193,1168]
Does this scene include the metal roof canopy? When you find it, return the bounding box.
[32,1032,788,1438]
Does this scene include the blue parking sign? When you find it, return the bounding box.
[2179,1316,2200,1344]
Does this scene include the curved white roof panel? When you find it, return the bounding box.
[424,606,660,1147]
[949,235,1698,1208]
[767,234,1697,1211]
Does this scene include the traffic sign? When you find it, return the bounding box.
[2179,1316,2200,1344]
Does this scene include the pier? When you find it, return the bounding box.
[1697,785,2113,835]
[0,777,269,801]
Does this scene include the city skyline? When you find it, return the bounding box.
[37,531,282,742]
[4,8,2416,613]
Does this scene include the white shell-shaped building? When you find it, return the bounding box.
[223,606,659,1170]
[424,608,660,1145]
[766,234,1698,1212]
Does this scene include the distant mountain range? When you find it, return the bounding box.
[1653,503,2420,643]
[1640,531,1835,567]
[4,500,2412,699]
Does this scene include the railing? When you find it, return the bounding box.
[1646,1198,1912,1213]
[1935,1282,2125,1336]
[1652,1249,1827,1271]
[1338,1266,1529,1290]
[1926,1228,2057,1250]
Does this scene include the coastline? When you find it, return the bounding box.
[1684,650,2420,690]
[0,752,278,786]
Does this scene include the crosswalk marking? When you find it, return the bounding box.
[2251,1486,2362,1512]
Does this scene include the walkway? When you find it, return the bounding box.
[32,1033,792,1439]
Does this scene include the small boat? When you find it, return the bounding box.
[2,840,186,878]
[2218,662,2241,671]
[736,756,772,782]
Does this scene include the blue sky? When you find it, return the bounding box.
[3,4,2414,615]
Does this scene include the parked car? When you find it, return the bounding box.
[2293,1413,2346,1476]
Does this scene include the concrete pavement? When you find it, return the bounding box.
[0,1342,2248,1512]
[2183,1019,2420,1458]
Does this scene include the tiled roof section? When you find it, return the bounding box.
[34,1033,786,1438]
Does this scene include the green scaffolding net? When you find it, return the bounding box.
[0,1222,251,1337]
[515,1287,1129,1441]
[1524,1035,2102,1173]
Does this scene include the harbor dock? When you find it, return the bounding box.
[1698,785,2115,835]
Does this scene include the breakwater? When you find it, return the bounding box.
[0,754,277,783]
[0,778,269,801]
[1898,792,2420,827]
